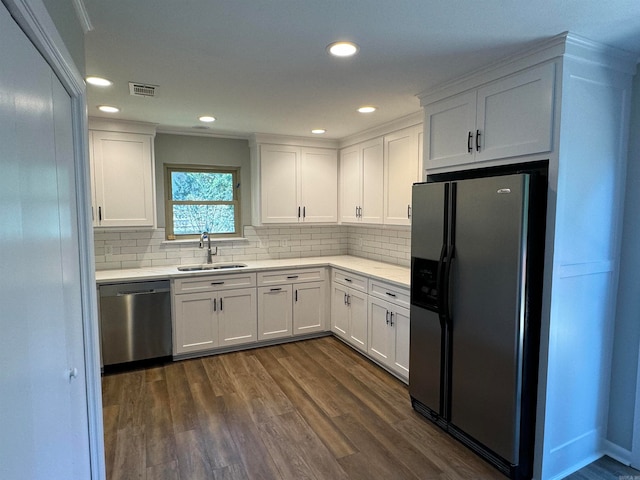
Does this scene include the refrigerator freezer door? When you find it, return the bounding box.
[411,182,447,261]
[449,174,529,464]
[409,305,444,416]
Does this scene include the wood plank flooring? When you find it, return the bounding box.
[102,336,640,480]
[103,336,505,479]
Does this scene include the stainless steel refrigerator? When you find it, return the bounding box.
[409,169,546,480]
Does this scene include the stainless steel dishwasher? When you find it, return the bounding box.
[99,280,172,367]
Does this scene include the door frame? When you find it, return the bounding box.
[2,1,105,478]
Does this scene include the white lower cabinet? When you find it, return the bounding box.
[367,297,410,380]
[257,268,327,340]
[331,269,369,352]
[173,273,258,355]
[173,287,257,355]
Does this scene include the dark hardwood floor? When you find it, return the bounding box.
[102,336,639,480]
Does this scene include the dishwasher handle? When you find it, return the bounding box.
[116,288,170,296]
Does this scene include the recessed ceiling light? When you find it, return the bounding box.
[327,41,359,57]
[98,105,120,113]
[86,76,112,87]
[357,106,377,113]
[311,129,326,135]
[199,115,216,123]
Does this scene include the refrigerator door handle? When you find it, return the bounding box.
[436,243,447,317]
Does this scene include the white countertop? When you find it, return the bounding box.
[95,255,410,288]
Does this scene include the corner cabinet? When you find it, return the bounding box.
[88,120,157,228]
[423,62,555,170]
[383,125,423,225]
[257,268,328,341]
[339,137,384,224]
[251,139,338,224]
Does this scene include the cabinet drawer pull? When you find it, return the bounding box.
[211,281,225,285]
[467,131,473,153]
[476,129,481,151]
[270,287,282,292]
[385,292,397,298]
[287,275,299,279]
[344,278,352,283]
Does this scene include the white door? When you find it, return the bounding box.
[475,63,555,163]
[348,289,368,352]
[293,281,326,334]
[260,144,299,223]
[173,292,217,353]
[423,90,477,170]
[384,126,420,225]
[361,137,384,224]
[301,148,337,222]
[368,298,392,366]
[258,285,293,340]
[218,288,258,346]
[0,4,91,478]
[331,283,350,339]
[90,131,155,227]
[339,145,361,223]
[391,306,410,379]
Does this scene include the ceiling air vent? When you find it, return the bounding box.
[129,82,157,97]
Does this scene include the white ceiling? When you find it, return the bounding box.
[83,0,640,140]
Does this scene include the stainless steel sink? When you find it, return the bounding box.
[177,263,247,272]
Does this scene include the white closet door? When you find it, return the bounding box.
[0,4,91,479]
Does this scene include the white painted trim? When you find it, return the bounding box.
[71,0,92,33]
[557,260,614,278]
[338,110,423,149]
[157,125,251,140]
[2,1,105,479]
[249,132,339,149]
[89,116,157,136]
[633,338,640,469]
[603,439,633,466]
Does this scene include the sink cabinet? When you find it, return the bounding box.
[172,273,257,355]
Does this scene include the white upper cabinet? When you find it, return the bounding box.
[89,120,157,228]
[339,137,384,224]
[383,125,423,225]
[424,62,555,170]
[254,142,337,224]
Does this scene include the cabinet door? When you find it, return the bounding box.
[384,125,421,225]
[339,145,361,223]
[475,63,554,163]
[391,306,410,379]
[173,292,217,354]
[293,281,326,335]
[258,285,293,340]
[423,90,476,170]
[331,283,350,339]
[361,138,384,224]
[90,130,155,227]
[368,297,392,366]
[218,288,257,347]
[348,289,368,352]
[301,148,337,222]
[260,144,299,223]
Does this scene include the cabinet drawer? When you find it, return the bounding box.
[257,268,324,286]
[174,273,257,294]
[332,268,368,292]
[369,280,410,309]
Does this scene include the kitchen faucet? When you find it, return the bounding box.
[199,231,217,263]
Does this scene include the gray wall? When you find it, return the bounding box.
[154,133,251,229]
[41,0,85,74]
[608,66,640,450]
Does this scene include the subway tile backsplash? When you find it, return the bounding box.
[94,224,411,270]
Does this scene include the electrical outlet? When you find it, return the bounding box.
[258,240,267,249]
[281,239,288,247]
[105,245,113,255]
